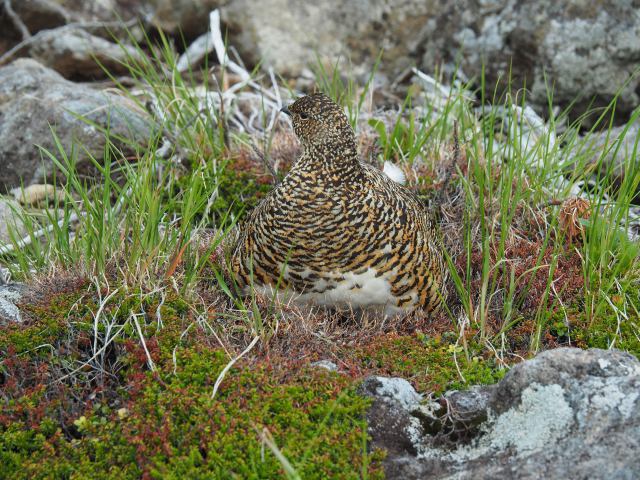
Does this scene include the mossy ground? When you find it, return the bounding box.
[3,259,633,478]
[2,143,638,477]
[1,284,383,479]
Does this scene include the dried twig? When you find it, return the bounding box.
[211,335,260,399]
[176,30,214,73]
[3,0,31,41]
[0,211,81,256]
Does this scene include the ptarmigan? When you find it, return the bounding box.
[230,93,446,315]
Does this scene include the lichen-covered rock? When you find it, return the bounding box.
[0,197,26,247]
[0,283,27,324]
[363,348,640,479]
[419,0,640,125]
[359,376,427,459]
[0,59,152,191]
[220,0,639,124]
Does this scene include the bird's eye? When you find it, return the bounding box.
[299,112,309,120]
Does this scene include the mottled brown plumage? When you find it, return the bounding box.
[230,93,446,315]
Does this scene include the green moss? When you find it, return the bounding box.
[170,156,272,224]
[346,332,506,394]
[119,348,381,479]
[573,311,640,359]
[0,292,85,356]
[1,293,384,479]
[543,291,640,359]
[1,350,383,479]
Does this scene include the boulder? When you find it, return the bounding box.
[221,0,434,78]
[1,0,130,40]
[0,58,152,192]
[0,283,27,324]
[57,0,122,22]
[220,0,640,124]
[362,348,640,479]
[13,27,140,79]
[0,197,26,247]
[418,0,640,126]
[10,0,70,34]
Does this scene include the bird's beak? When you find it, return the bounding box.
[280,106,292,116]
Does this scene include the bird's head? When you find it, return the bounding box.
[281,93,356,153]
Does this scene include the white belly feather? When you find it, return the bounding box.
[252,267,410,316]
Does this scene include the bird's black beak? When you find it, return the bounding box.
[280,106,292,116]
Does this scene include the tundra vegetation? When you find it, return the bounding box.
[0,24,638,479]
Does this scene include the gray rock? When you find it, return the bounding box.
[363,348,640,480]
[0,197,26,246]
[360,376,426,458]
[419,0,640,126]
[221,0,639,124]
[1,0,136,42]
[0,283,27,324]
[58,0,122,23]
[221,0,433,78]
[0,58,152,191]
[14,28,140,79]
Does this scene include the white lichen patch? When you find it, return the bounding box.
[372,376,422,410]
[417,383,574,462]
[0,287,23,323]
[589,378,639,419]
[479,383,573,454]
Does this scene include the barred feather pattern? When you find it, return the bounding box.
[230,93,447,315]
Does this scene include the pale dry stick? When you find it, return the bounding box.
[172,322,196,375]
[89,277,120,357]
[266,67,282,131]
[196,312,232,357]
[453,311,469,383]
[604,278,627,350]
[131,310,156,372]
[483,337,508,369]
[56,319,129,383]
[211,335,260,399]
[97,304,123,374]
[228,116,246,133]
[156,289,167,329]
[3,0,31,40]
[209,10,278,103]
[183,296,235,360]
[209,10,228,68]
[247,108,261,132]
[176,30,214,73]
[0,211,81,256]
